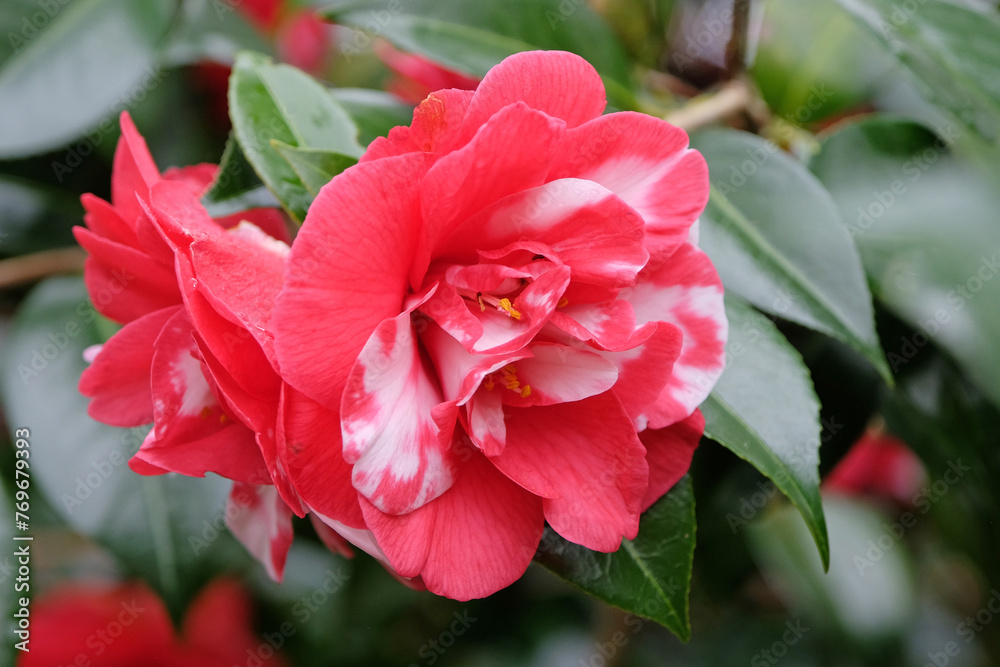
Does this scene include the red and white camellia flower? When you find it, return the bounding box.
[272,50,728,600]
[75,113,299,579]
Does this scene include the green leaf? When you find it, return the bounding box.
[323,0,634,107]
[702,296,829,569]
[228,51,363,222]
[534,476,696,640]
[331,87,415,146]
[205,133,263,202]
[0,0,176,158]
[272,142,358,196]
[0,277,249,608]
[835,0,1000,142]
[692,128,890,384]
[810,114,1000,408]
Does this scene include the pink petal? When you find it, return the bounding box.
[640,410,703,511]
[162,163,218,192]
[549,298,638,351]
[111,111,160,229]
[602,321,684,429]
[414,102,565,281]
[360,450,544,601]
[623,243,727,427]
[137,310,268,483]
[280,386,366,529]
[549,112,708,256]
[449,179,648,289]
[362,88,476,162]
[273,152,434,409]
[466,388,506,456]
[419,320,526,405]
[341,312,458,514]
[459,51,606,137]
[213,207,291,243]
[187,221,289,365]
[499,343,619,407]
[225,483,295,581]
[309,514,354,559]
[79,306,177,427]
[491,393,648,551]
[74,229,180,323]
[80,193,140,249]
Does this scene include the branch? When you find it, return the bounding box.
[0,247,86,290]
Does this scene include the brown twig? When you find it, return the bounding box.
[665,79,753,131]
[0,247,86,290]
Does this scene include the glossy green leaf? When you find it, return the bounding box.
[811,115,1000,408]
[331,87,415,146]
[272,142,358,196]
[228,51,363,222]
[0,0,175,158]
[836,0,1000,142]
[0,277,248,608]
[323,0,634,106]
[534,476,696,640]
[702,296,829,569]
[693,129,890,384]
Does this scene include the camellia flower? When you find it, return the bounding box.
[272,50,727,599]
[75,112,297,579]
[825,429,926,507]
[21,578,286,667]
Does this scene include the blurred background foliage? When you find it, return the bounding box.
[2,0,1000,665]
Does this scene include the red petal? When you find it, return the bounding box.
[273,152,434,409]
[550,112,708,256]
[225,483,295,581]
[491,393,647,551]
[459,51,606,135]
[79,306,177,426]
[624,243,727,427]
[640,410,703,511]
[111,111,161,229]
[361,450,544,600]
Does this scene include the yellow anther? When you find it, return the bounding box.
[219,413,229,424]
[476,292,486,312]
[483,375,495,391]
[503,364,517,374]
[505,378,520,390]
[557,296,569,308]
[497,298,522,320]
[200,406,212,419]
[520,385,532,398]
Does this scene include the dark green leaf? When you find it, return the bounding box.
[228,51,363,222]
[835,0,1000,142]
[0,0,176,158]
[810,115,1000,407]
[702,297,829,569]
[205,133,263,203]
[693,128,890,384]
[272,142,357,196]
[0,277,248,608]
[535,476,696,640]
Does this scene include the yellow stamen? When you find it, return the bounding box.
[476,292,486,312]
[497,298,522,320]
[200,406,212,419]
[219,413,229,424]
[557,296,569,308]
[483,375,495,391]
[520,385,532,398]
